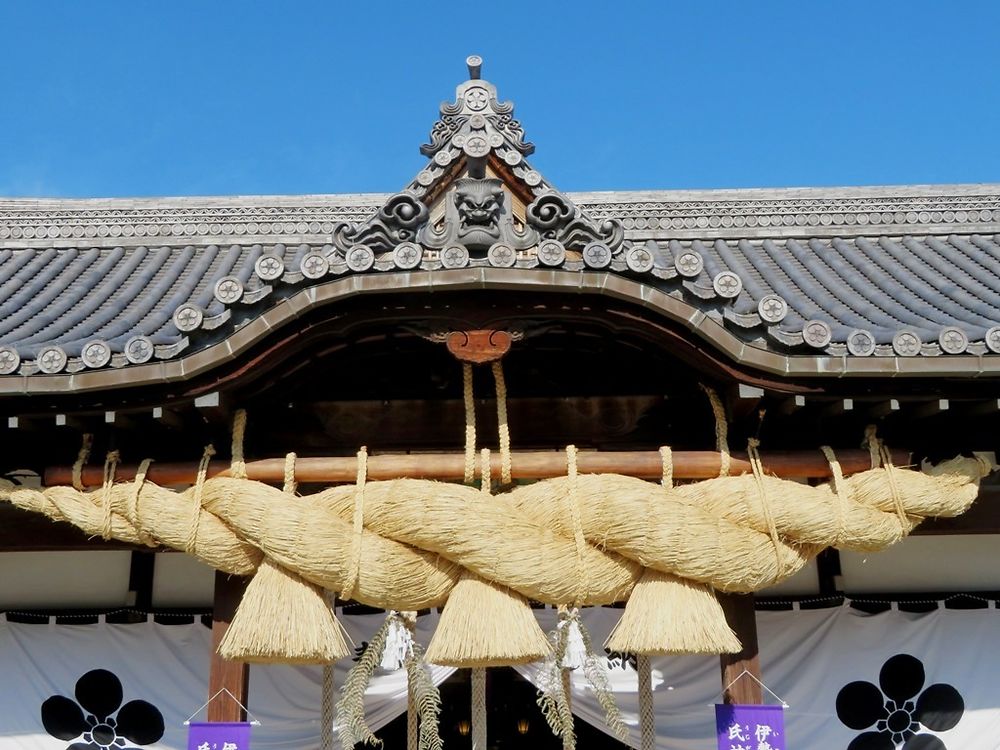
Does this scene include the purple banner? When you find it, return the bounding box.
[715,704,785,750]
[187,722,253,750]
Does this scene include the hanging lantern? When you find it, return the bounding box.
[516,717,530,735]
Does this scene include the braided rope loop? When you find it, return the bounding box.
[491,361,512,485]
[700,386,730,476]
[566,446,589,607]
[185,445,216,554]
[99,450,120,540]
[230,409,248,480]
[820,446,849,545]
[282,452,298,495]
[471,666,487,750]
[637,653,655,750]
[462,363,476,484]
[72,434,93,491]
[747,438,783,572]
[342,447,368,601]
[128,458,157,546]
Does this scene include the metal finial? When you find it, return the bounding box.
[466,55,482,80]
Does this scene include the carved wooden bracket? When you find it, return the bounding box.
[445,329,513,363]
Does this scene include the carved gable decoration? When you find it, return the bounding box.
[419,178,536,254]
[328,56,625,271]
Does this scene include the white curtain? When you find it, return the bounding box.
[0,611,451,750]
[0,615,210,749]
[516,605,1000,750]
[758,604,1000,749]
[2,604,999,749]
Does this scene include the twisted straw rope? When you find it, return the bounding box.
[0,452,986,612]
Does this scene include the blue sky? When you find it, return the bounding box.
[1,1,998,197]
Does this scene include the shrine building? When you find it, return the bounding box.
[0,57,997,750]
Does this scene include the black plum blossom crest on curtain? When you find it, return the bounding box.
[41,669,164,750]
[836,654,963,750]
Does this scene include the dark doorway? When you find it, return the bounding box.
[370,667,631,749]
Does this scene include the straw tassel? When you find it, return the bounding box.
[425,569,550,667]
[605,568,741,654]
[220,426,350,664]
[220,556,350,663]
[425,394,550,668]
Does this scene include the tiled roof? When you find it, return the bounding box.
[0,186,999,385]
[1,55,998,388]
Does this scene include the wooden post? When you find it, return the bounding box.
[208,571,250,722]
[719,593,762,705]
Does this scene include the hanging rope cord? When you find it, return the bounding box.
[565,445,589,608]
[460,358,515,750]
[99,449,120,540]
[461,360,513,486]
[342,447,369,601]
[184,444,216,555]
[472,450,492,750]
[76,432,157,546]
[462,361,503,750]
[301,458,333,750]
[230,409,248,480]
[699,388,785,573]
[634,446,674,750]
[746,438,785,574]
[71,433,93,492]
[820,445,850,546]
[127,458,156,547]
[463,364,477,485]
[491,361,512,486]
[865,425,910,529]
[186,408,247,555]
[700,385,730,477]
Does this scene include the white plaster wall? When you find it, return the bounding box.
[840,534,1000,593]
[0,550,132,608]
[758,558,819,596]
[150,553,215,607]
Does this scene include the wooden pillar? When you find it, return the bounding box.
[208,571,250,722]
[719,593,762,704]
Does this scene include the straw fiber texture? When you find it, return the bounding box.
[0,454,989,662]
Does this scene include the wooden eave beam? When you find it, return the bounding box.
[45,448,911,487]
